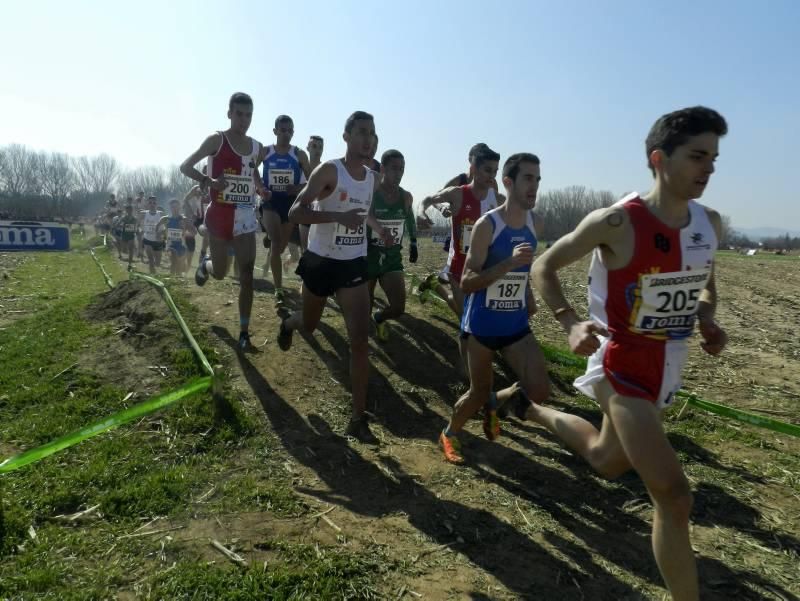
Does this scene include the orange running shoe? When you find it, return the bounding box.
[439,431,464,464]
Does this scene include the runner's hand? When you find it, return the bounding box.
[511,243,535,268]
[256,185,271,201]
[379,227,395,248]
[336,208,366,230]
[409,242,418,263]
[415,215,431,230]
[568,321,608,356]
[210,176,227,191]
[439,205,452,218]
[699,319,727,355]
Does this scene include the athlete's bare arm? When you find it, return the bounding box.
[532,207,629,354]
[180,133,223,187]
[288,163,363,229]
[461,218,533,295]
[297,148,312,179]
[419,187,462,226]
[697,207,727,355]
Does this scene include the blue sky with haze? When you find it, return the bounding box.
[2,0,797,230]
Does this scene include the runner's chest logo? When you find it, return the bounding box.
[654,233,671,253]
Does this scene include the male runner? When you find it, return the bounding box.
[277,111,392,443]
[418,146,502,319]
[300,135,325,251]
[179,92,268,350]
[530,106,728,601]
[439,153,550,464]
[419,144,500,311]
[119,204,138,265]
[366,149,420,342]
[140,196,165,274]
[158,199,190,276]
[258,115,311,305]
[133,190,146,260]
[183,183,205,268]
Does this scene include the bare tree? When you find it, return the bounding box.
[0,144,38,196]
[718,214,733,247]
[71,153,118,194]
[38,152,75,212]
[164,165,193,200]
[535,186,618,241]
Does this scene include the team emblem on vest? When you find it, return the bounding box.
[654,233,671,253]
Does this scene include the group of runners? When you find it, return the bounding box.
[172,93,726,601]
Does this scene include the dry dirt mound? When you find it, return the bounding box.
[82,280,184,394]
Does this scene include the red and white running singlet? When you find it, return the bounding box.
[445,186,485,284]
[204,132,260,241]
[574,194,717,407]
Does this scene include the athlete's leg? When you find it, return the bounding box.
[367,278,378,310]
[500,333,551,405]
[448,335,495,434]
[376,271,406,321]
[600,380,697,600]
[264,211,286,288]
[281,284,328,348]
[145,244,156,274]
[232,232,256,333]
[335,283,371,420]
[299,224,309,253]
[205,235,231,280]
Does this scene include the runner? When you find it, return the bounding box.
[179,92,267,350]
[277,111,392,443]
[366,149,420,342]
[182,183,205,268]
[419,143,499,312]
[258,114,311,306]
[418,145,501,318]
[439,152,549,464]
[158,199,190,276]
[301,135,325,251]
[529,106,728,601]
[118,204,138,265]
[110,207,124,259]
[140,196,165,274]
[134,189,146,260]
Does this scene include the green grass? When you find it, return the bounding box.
[0,248,326,598]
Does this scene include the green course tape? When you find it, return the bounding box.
[677,392,800,438]
[0,376,212,473]
[128,271,215,378]
[89,248,115,289]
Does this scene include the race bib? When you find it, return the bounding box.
[222,175,255,205]
[333,222,366,247]
[632,269,710,333]
[167,228,183,242]
[143,224,157,238]
[268,169,294,192]
[486,272,528,311]
[461,224,474,251]
[374,219,404,247]
[123,224,136,233]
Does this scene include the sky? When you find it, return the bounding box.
[1,0,798,230]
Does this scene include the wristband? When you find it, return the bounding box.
[553,307,575,318]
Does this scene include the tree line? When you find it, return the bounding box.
[0,144,193,220]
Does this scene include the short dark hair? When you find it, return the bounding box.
[468,143,490,161]
[381,149,404,166]
[309,135,324,143]
[645,106,727,173]
[274,115,293,128]
[473,145,500,169]
[344,111,374,134]
[228,92,253,110]
[503,153,541,181]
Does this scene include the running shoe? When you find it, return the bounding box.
[482,404,500,441]
[345,414,379,445]
[277,318,293,351]
[238,331,251,351]
[439,431,464,464]
[373,313,389,342]
[194,255,209,286]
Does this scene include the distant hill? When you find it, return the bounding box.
[734,226,800,240]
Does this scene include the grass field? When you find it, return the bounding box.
[1,238,798,600]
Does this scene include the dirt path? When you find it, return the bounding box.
[114,243,800,600]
